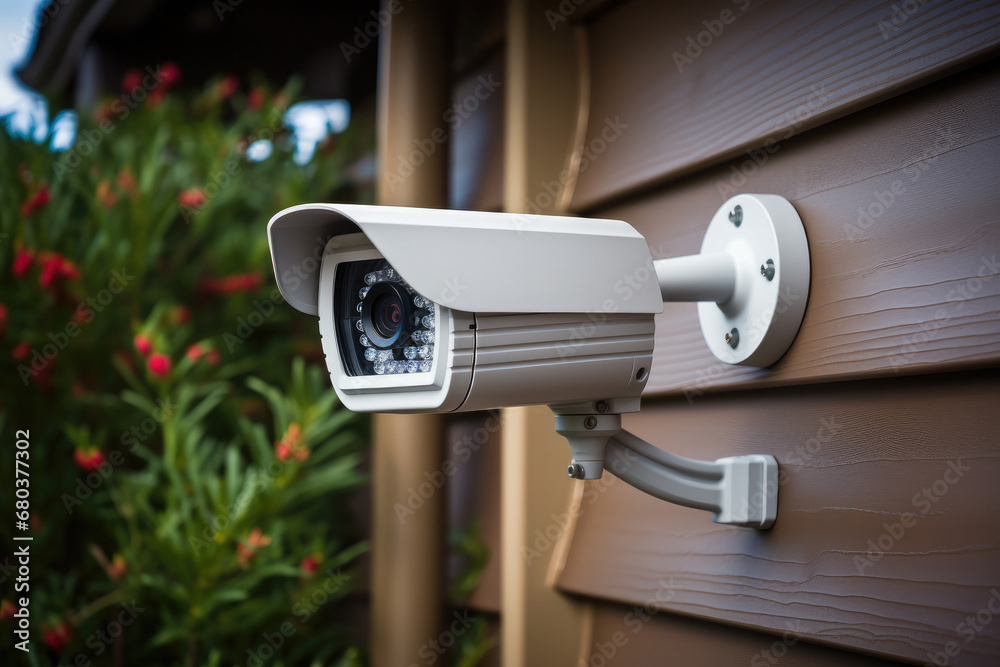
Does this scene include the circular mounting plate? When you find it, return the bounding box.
[697,194,810,367]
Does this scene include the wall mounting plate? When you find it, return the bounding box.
[697,194,811,367]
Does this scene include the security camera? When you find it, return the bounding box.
[268,203,661,414]
[267,195,811,529]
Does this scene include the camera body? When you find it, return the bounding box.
[267,204,662,414]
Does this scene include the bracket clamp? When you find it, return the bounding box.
[553,410,779,529]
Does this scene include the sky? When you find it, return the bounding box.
[0,0,48,139]
[0,0,350,159]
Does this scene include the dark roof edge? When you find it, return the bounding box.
[15,0,118,94]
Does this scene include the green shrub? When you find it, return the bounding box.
[0,69,373,666]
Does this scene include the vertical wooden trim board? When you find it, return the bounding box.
[501,0,590,664]
[372,0,450,664]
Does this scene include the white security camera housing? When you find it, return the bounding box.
[268,204,661,414]
[267,196,812,529]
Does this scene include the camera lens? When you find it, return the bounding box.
[370,293,403,340]
[361,281,413,349]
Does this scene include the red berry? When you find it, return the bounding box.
[247,87,265,111]
[148,353,172,377]
[178,188,206,209]
[160,62,180,86]
[134,334,153,357]
[122,69,142,93]
[12,249,33,277]
[218,76,239,98]
[301,555,320,574]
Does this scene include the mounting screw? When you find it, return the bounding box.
[760,259,775,281]
[567,463,585,479]
[596,401,609,414]
[729,205,742,227]
[584,416,598,429]
[725,328,739,349]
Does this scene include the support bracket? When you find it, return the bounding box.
[553,411,778,529]
[547,194,805,530]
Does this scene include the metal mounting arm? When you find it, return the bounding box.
[553,411,778,529]
[605,431,777,529]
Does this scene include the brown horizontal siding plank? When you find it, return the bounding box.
[557,369,1000,665]
[583,601,904,666]
[595,60,1000,397]
[573,0,1000,210]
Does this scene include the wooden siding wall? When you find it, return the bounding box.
[550,0,1000,665]
[573,0,1000,209]
[560,369,1000,664]
[609,62,1000,396]
[442,0,1000,665]
[583,601,904,667]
